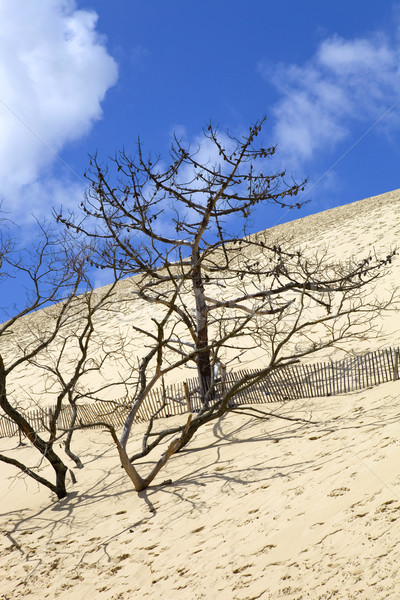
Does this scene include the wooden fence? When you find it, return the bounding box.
[1,346,399,438]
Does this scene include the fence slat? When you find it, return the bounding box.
[381,349,389,383]
[394,348,399,381]
[2,345,400,438]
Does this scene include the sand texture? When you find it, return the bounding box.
[1,189,400,599]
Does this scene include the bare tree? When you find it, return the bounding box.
[0,223,126,499]
[55,117,396,492]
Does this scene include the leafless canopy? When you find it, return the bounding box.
[0,223,126,498]
[53,117,397,492]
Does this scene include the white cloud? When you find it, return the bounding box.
[0,0,118,212]
[12,176,86,228]
[259,32,400,170]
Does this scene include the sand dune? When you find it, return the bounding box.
[1,189,400,599]
[4,188,400,410]
[1,382,400,599]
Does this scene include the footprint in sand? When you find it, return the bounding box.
[191,526,205,534]
[328,487,350,497]
[376,500,399,515]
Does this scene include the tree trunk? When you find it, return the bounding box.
[64,404,84,469]
[191,252,212,404]
[53,458,68,499]
[0,357,68,499]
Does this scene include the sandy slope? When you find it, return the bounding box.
[3,188,400,410]
[1,189,400,599]
[1,381,400,599]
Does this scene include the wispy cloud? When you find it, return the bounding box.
[0,0,118,217]
[259,31,400,170]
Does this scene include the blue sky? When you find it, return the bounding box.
[1,1,400,311]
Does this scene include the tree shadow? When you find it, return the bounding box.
[141,395,399,514]
[1,391,397,584]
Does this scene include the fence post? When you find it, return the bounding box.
[183,381,191,413]
[221,363,227,397]
[394,349,399,381]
